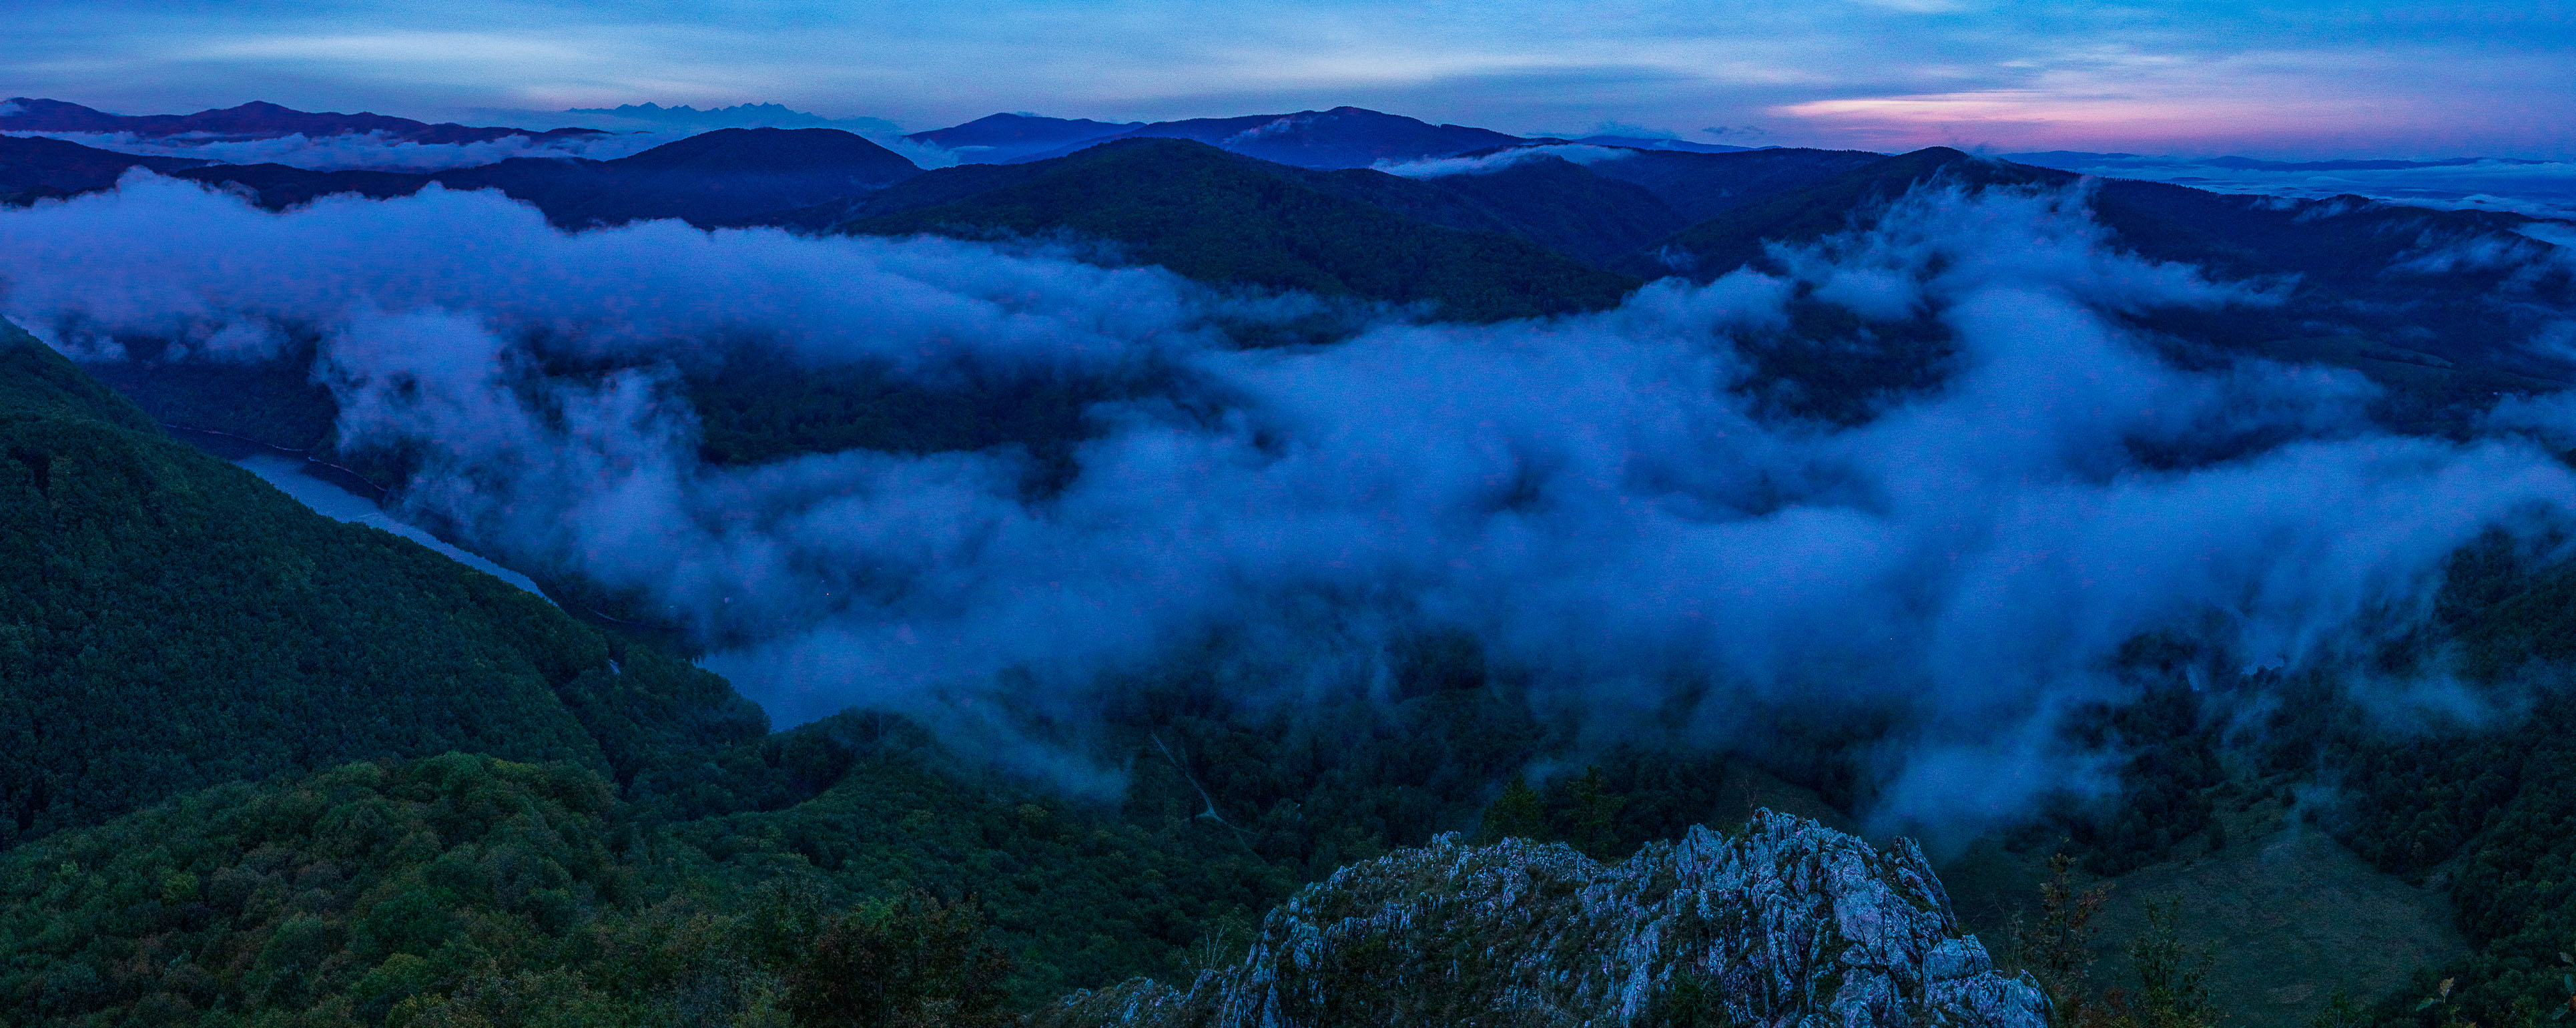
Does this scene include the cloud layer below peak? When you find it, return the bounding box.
[9,174,2576,837]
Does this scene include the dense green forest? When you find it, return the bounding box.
[0,319,764,849]
[0,753,1038,1027]
[2227,533,2576,1028]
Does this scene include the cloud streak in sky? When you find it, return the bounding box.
[7,174,2576,835]
[3,0,2570,158]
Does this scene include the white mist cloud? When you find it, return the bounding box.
[1374,144,1633,178]
[3,172,1213,372]
[4,172,2574,833]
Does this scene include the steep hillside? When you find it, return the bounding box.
[2228,541,2576,1027]
[0,317,763,847]
[838,138,1639,320]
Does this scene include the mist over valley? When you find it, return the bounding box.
[5,81,2576,1028]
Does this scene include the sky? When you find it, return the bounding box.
[6,1,2574,159]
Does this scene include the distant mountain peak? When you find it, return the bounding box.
[902,113,1145,162]
[0,97,601,144]
[987,105,1528,170]
[609,125,918,176]
[1569,134,1751,154]
[548,101,900,136]
[1221,112,1315,145]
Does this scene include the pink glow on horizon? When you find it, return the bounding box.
[1774,65,2576,160]
[1778,93,2347,150]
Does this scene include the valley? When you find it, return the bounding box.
[4,95,2576,1028]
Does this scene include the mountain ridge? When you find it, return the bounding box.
[907,113,1146,163]
[1,96,603,144]
[830,136,1641,320]
[1006,106,1529,169]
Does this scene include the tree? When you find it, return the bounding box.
[1480,774,1546,843]
[2015,852,2112,1028]
[779,894,1014,1028]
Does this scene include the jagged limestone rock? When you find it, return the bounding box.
[1038,810,2050,1028]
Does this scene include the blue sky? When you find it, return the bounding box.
[8,0,2573,158]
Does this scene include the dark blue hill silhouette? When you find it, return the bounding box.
[1566,135,1750,154]
[1,97,601,144]
[1008,106,1527,169]
[3,126,922,228]
[762,140,1683,270]
[1370,145,1889,264]
[818,137,1639,320]
[904,113,1143,163]
[604,125,914,178]
[0,135,212,202]
[1629,146,2055,278]
[168,163,430,206]
[1387,155,1690,266]
[432,126,923,227]
[563,101,899,133]
[769,136,1539,242]
[1566,146,1891,223]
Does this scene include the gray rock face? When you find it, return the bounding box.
[1037,810,2051,1028]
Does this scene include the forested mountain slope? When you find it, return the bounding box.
[1,129,924,228]
[0,316,764,848]
[832,138,1640,320]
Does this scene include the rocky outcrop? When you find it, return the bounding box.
[1038,810,2049,1028]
